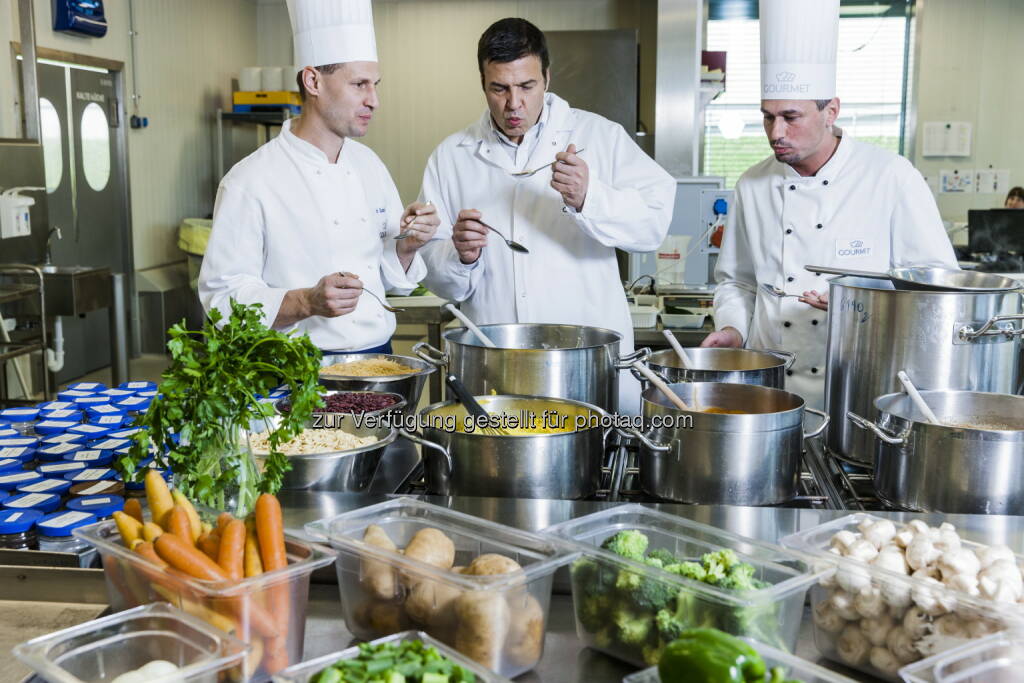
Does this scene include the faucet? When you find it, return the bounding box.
[44,226,62,266]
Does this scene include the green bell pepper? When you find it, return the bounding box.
[657,628,767,683]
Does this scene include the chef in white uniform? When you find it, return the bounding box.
[199,0,438,354]
[702,0,956,409]
[418,18,676,413]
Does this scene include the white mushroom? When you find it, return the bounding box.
[906,535,941,571]
[943,573,980,597]
[938,548,980,580]
[913,577,956,617]
[965,616,1001,638]
[847,538,880,564]
[830,530,859,554]
[813,599,846,634]
[933,613,968,638]
[830,589,862,621]
[860,613,895,647]
[976,544,1015,569]
[978,560,1024,603]
[912,566,941,581]
[893,528,916,549]
[869,646,902,675]
[906,520,931,536]
[836,563,873,594]
[837,623,871,666]
[889,602,910,619]
[886,626,922,665]
[855,586,887,619]
[860,519,897,550]
[934,525,962,555]
[902,606,934,640]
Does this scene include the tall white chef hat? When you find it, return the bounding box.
[286,0,378,69]
[759,0,839,100]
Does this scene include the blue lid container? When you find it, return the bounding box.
[85,404,124,418]
[0,446,36,463]
[0,458,23,472]
[0,436,40,449]
[88,438,131,452]
[66,495,124,517]
[109,427,143,440]
[35,442,83,462]
[0,470,43,489]
[65,467,118,483]
[113,395,152,412]
[0,407,39,423]
[100,388,136,399]
[67,424,114,439]
[33,420,79,436]
[37,461,88,478]
[64,449,114,466]
[38,409,83,421]
[2,491,61,513]
[0,509,43,534]
[57,389,95,401]
[40,433,87,447]
[119,381,157,392]
[16,477,73,496]
[36,401,77,412]
[72,395,111,407]
[88,414,127,428]
[36,508,98,537]
[67,382,107,392]
[0,426,17,438]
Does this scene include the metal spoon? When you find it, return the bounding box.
[479,221,529,254]
[511,148,587,178]
[394,200,432,240]
[337,272,405,312]
[760,283,802,299]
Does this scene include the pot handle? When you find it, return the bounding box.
[399,428,453,474]
[614,347,651,370]
[956,314,1024,343]
[628,360,673,386]
[803,407,830,439]
[846,411,906,445]
[413,341,448,367]
[765,349,797,370]
[590,405,671,452]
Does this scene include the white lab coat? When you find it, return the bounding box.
[199,119,425,351]
[418,92,676,413]
[714,132,957,409]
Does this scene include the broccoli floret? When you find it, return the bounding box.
[642,642,665,667]
[571,557,616,598]
[663,560,707,582]
[615,568,643,593]
[601,529,649,561]
[576,592,612,633]
[717,562,769,592]
[630,577,677,612]
[592,626,615,649]
[646,548,677,565]
[614,608,653,646]
[644,556,665,570]
[655,607,686,643]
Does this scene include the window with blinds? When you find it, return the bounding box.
[703,2,912,187]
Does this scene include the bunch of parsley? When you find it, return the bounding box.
[118,300,324,513]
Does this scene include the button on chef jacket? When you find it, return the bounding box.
[418,92,676,414]
[713,131,957,410]
[199,119,425,351]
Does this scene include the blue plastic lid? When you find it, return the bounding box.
[40,433,87,447]
[67,424,114,439]
[36,442,84,461]
[67,382,107,392]
[39,408,83,420]
[0,446,35,462]
[36,401,77,412]
[37,461,88,477]
[72,395,111,407]
[33,420,79,436]
[16,477,72,495]
[88,438,131,452]
[0,436,39,449]
[2,491,61,513]
[119,381,157,391]
[114,396,152,412]
[0,458,23,472]
[0,408,39,423]
[57,389,95,400]
[0,427,17,438]
[36,508,97,536]
[66,495,124,517]
[100,388,136,399]
[0,470,42,489]
[87,414,127,428]
[65,467,117,482]
[137,391,159,399]
[64,450,114,466]
[0,509,43,534]
[109,427,143,440]
[85,404,124,417]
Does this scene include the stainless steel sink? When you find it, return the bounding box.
[37,265,112,316]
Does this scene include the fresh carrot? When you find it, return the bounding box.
[244,517,263,577]
[145,469,174,528]
[171,490,202,541]
[263,635,290,674]
[113,510,144,546]
[255,494,286,571]
[123,498,144,524]
[134,540,169,568]
[198,530,221,560]
[200,521,213,536]
[167,505,194,546]
[218,519,245,581]
[142,521,163,542]
[217,512,234,532]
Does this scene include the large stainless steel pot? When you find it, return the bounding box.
[414,324,648,413]
[848,390,1024,515]
[644,347,794,388]
[400,395,666,499]
[825,275,1024,465]
[319,353,435,415]
[639,382,829,506]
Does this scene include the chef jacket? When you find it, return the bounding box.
[713,131,957,410]
[418,92,676,414]
[199,119,425,351]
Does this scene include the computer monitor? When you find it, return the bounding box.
[967,209,1024,254]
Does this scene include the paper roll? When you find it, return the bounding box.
[261,67,284,92]
[239,67,262,92]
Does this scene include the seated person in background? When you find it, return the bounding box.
[1005,187,1024,209]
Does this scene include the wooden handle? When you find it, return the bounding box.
[632,361,691,412]
[661,330,694,368]
[444,303,497,348]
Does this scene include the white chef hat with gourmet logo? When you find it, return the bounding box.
[759,0,839,100]
[286,0,378,68]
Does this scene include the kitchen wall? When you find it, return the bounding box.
[0,0,259,271]
[911,0,1024,224]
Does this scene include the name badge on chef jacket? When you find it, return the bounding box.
[376,207,388,240]
[835,239,872,258]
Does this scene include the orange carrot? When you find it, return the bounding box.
[255,494,286,572]
[134,540,169,568]
[217,512,234,532]
[244,518,263,577]
[167,506,194,546]
[123,498,144,524]
[199,530,221,561]
[218,519,245,581]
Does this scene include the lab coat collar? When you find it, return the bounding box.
[777,126,851,184]
[280,117,346,166]
[459,92,575,173]
[458,91,573,146]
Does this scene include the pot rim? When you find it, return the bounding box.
[442,322,622,351]
[647,347,787,372]
[641,382,805,419]
[828,274,1024,294]
[874,390,1024,438]
[319,353,436,381]
[418,394,607,438]
[251,426,398,459]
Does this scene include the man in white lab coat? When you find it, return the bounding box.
[199,0,438,354]
[702,0,956,409]
[419,18,676,413]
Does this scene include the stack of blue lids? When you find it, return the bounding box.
[0,509,43,536]
[35,508,97,537]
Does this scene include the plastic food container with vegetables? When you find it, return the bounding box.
[780,513,1023,682]
[542,504,827,668]
[305,497,578,678]
[273,630,511,683]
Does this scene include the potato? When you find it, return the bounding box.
[455,591,510,669]
[405,566,466,627]
[464,553,523,577]
[404,527,455,571]
[505,594,544,668]
[361,524,400,600]
[367,601,409,634]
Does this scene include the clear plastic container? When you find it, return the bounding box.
[623,637,859,682]
[13,602,251,683]
[305,497,578,678]
[542,504,828,668]
[899,631,1024,683]
[272,630,512,683]
[781,513,1020,682]
[74,516,337,680]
